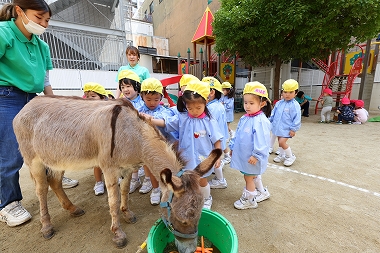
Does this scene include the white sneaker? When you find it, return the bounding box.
[138,167,145,177]
[62,176,79,189]
[129,178,141,193]
[222,155,231,164]
[139,178,153,194]
[284,154,296,166]
[0,201,32,227]
[273,154,285,163]
[209,176,228,189]
[275,149,281,155]
[94,181,105,196]
[255,188,270,203]
[150,188,161,205]
[268,147,273,154]
[234,192,258,210]
[203,196,213,210]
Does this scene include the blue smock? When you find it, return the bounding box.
[163,112,223,176]
[220,95,234,122]
[229,112,271,175]
[269,99,301,137]
[207,99,229,150]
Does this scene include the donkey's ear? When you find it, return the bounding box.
[160,169,185,197]
[194,149,223,177]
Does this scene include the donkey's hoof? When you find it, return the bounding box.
[70,207,85,217]
[42,229,55,240]
[113,236,127,248]
[123,211,137,224]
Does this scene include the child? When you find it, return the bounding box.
[269,79,301,167]
[106,90,115,99]
[353,100,369,124]
[147,80,223,209]
[269,91,283,155]
[137,77,172,205]
[118,69,144,109]
[179,74,199,96]
[83,82,108,195]
[115,46,150,98]
[220,81,235,138]
[202,77,229,189]
[229,82,272,209]
[319,88,333,123]
[117,70,145,192]
[336,97,355,124]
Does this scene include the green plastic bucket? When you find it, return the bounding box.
[147,209,238,253]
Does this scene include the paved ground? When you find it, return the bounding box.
[1,110,380,253]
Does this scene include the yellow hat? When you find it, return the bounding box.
[282,79,299,91]
[222,82,232,89]
[180,74,199,87]
[118,69,141,83]
[106,90,115,98]
[141,78,163,95]
[202,76,222,93]
[83,82,107,96]
[185,80,210,100]
[243,81,270,101]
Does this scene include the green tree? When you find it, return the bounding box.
[213,0,380,99]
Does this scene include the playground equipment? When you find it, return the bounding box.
[313,46,364,114]
[160,75,182,107]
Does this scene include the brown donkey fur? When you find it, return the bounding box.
[13,96,221,250]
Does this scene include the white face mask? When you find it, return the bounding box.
[21,11,46,36]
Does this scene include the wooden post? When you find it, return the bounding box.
[204,40,208,76]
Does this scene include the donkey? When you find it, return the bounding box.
[13,96,221,252]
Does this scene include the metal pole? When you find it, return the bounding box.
[187,48,191,74]
[358,39,371,99]
[177,53,181,75]
[199,48,204,79]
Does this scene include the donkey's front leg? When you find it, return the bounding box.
[103,171,127,248]
[119,167,136,224]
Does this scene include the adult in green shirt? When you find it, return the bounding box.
[0,0,53,227]
[295,91,318,117]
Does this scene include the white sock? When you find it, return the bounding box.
[224,152,231,159]
[200,183,211,199]
[278,147,284,156]
[284,147,292,157]
[214,165,224,180]
[131,172,138,180]
[244,189,255,201]
[254,175,265,192]
[270,134,276,147]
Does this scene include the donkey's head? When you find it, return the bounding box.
[159,148,222,253]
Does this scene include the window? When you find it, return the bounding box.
[149,1,154,14]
